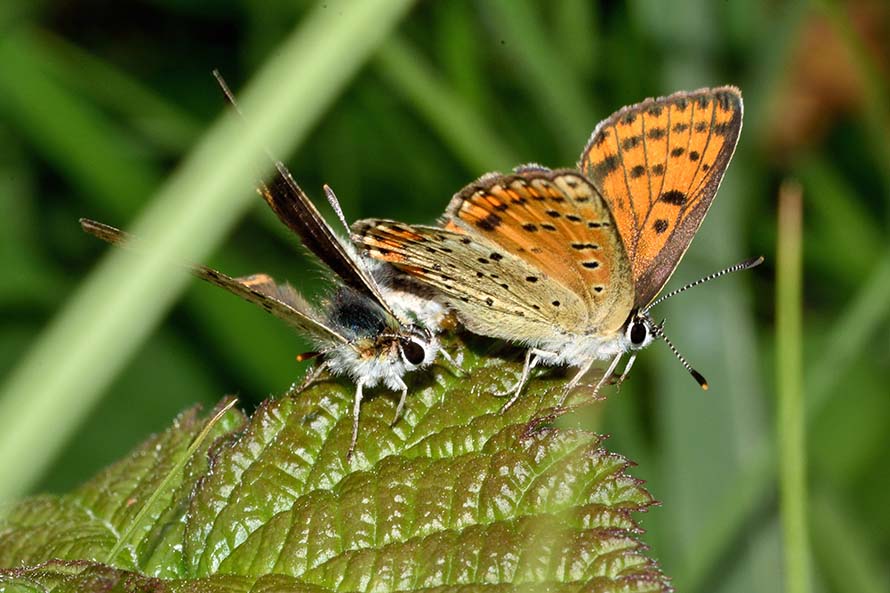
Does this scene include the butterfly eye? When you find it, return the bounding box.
[400,339,427,366]
[629,320,649,346]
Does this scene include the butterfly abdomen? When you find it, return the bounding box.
[325,286,395,342]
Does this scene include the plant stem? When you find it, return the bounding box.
[0,0,415,502]
[776,179,811,593]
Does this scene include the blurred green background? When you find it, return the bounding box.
[0,1,887,592]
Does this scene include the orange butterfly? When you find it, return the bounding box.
[354,87,759,408]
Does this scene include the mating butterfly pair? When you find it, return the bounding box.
[83,85,756,458]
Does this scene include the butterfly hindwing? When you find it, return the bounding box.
[352,219,589,342]
[442,168,634,333]
[579,86,743,307]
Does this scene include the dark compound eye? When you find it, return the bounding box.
[630,321,648,346]
[401,339,426,365]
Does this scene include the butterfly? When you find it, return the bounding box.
[82,159,450,459]
[353,86,760,409]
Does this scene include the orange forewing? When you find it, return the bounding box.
[444,169,630,311]
[579,87,743,306]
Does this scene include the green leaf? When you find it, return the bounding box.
[0,342,669,591]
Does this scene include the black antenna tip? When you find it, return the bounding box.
[691,369,709,390]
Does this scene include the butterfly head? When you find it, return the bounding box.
[623,310,658,352]
[397,325,438,370]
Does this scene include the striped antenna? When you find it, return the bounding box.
[644,256,764,313]
[652,320,709,390]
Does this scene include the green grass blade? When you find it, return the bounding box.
[0,0,416,502]
[34,29,202,152]
[776,180,812,593]
[375,36,518,173]
[807,253,890,415]
[0,30,158,211]
[811,490,889,593]
[482,0,597,156]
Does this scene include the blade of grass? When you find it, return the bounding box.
[481,0,597,157]
[679,438,774,592]
[0,0,416,502]
[34,29,202,152]
[0,32,158,211]
[810,490,889,593]
[375,36,518,173]
[553,0,598,77]
[435,3,492,121]
[0,29,306,396]
[807,253,890,415]
[776,180,811,593]
[648,4,773,587]
[686,1,890,583]
[685,247,890,592]
[798,155,883,287]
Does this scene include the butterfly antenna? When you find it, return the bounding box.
[644,255,764,313]
[212,69,241,113]
[212,70,285,165]
[323,184,352,236]
[652,321,709,390]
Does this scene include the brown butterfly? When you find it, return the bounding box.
[353,86,761,408]
[82,159,448,459]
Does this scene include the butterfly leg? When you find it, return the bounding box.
[391,376,409,426]
[347,377,367,460]
[297,360,329,392]
[560,353,623,407]
[496,348,557,412]
[438,347,466,377]
[610,354,638,391]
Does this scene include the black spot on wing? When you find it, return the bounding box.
[653,219,669,233]
[476,213,502,231]
[590,154,620,180]
[714,121,734,136]
[660,190,687,205]
[622,135,642,150]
